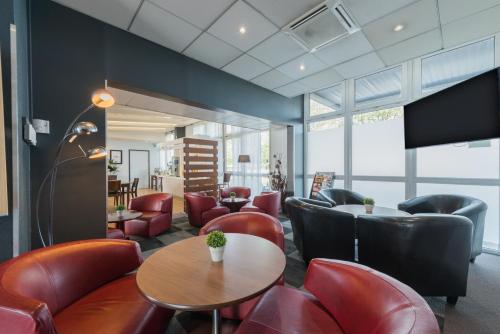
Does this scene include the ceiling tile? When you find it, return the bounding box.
[248,32,306,67]
[208,0,278,51]
[334,52,385,78]
[245,0,323,27]
[222,54,271,80]
[273,82,308,98]
[438,0,500,25]
[378,29,442,65]
[251,70,294,90]
[442,5,500,48]
[315,31,374,66]
[297,67,344,91]
[130,2,201,52]
[343,0,418,26]
[362,0,439,50]
[52,0,142,29]
[149,0,234,29]
[183,33,241,68]
[276,54,329,80]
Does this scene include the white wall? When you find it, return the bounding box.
[270,126,288,172]
[107,139,161,186]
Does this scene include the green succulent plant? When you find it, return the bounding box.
[229,192,236,197]
[363,198,375,205]
[115,204,126,211]
[206,231,227,248]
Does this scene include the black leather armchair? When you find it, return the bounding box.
[357,214,472,305]
[285,197,355,263]
[398,194,487,262]
[316,188,365,206]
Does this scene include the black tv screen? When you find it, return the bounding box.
[404,68,500,149]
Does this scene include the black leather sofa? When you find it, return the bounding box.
[285,197,355,263]
[316,188,365,206]
[398,194,487,262]
[357,214,472,304]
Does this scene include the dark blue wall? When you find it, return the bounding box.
[29,0,304,248]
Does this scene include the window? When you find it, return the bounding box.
[355,66,402,105]
[352,107,405,176]
[421,38,494,95]
[309,84,343,117]
[352,181,405,209]
[307,118,344,176]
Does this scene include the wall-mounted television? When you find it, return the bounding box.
[404,68,500,149]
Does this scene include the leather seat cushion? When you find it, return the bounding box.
[106,228,125,239]
[236,286,343,334]
[54,274,173,334]
[139,211,161,221]
[240,205,265,214]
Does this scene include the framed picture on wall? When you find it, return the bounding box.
[110,150,123,164]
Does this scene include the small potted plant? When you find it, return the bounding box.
[229,192,236,201]
[206,230,227,262]
[115,204,126,217]
[363,198,375,214]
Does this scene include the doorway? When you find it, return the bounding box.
[129,150,150,188]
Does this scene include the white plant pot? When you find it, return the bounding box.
[364,205,374,214]
[209,246,225,262]
[116,210,124,217]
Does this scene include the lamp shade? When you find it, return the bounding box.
[87,146,107,159]
[238,154,250,163]
[69,122,98,143]
[91,89,115,108]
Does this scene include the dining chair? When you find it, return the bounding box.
[108,180,122,206]
[130,178,139,198]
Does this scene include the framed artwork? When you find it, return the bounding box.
[309,172,335,199]
[109,150,123,164]
[0,52,8,215]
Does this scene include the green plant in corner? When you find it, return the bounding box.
[108,159,119,174]
[206,231,227,248]
[363,198,375,205]
[115,204,126,212]
[229,191,236,198]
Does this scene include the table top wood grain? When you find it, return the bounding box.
[333,204,412,218]
[136,233,286,311]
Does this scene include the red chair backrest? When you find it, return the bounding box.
[129,193,171,212]
[199,212,284,250]
[304,259,440,334]
[184,192,217,227]
[253,191,281,218]
[0,240,141,318]
[221,186,251,199]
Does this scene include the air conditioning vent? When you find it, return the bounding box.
[284,0,359,52]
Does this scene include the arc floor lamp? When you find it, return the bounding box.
[36,89,115,247]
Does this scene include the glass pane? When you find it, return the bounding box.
[307,118,344,175]
[352,107,405,176]
[310,84,343,117]
[352,181,405,208]
[421,38,494,95]
[417,183,499,250]
[417,139,500,178]
[355,66,402,104]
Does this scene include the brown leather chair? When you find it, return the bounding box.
[199,212,284,320]
[0,240,173,334]
[240,191,281,218]
[184,192,230,227]
[220,186,251,199]
[125,193,173,237]
[108,180,121,206]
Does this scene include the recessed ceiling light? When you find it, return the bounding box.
[299,64,306,71]
[239,26,246,34]
[393,24,404,32]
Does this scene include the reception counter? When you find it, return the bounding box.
[160,175,184,198]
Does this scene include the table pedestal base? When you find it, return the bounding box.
[212,309,221,334]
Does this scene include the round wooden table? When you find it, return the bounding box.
[220,198,250,213]
[107,210,142,230]
[136,233,286,334]
[333,204,411,218]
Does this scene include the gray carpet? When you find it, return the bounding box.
[137,215,500,334]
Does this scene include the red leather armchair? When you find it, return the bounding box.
[124,193,173,237]
[106,227,125,239]
[240,191,281,218]
[237,259,440,334]
[184,192,230,227]
[220,186,251,199]
[199,212,284,320]
[0,240,173,334]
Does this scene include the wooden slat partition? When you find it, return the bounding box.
[184,138,218,201]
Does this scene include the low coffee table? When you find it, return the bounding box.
[220,197,250,213]
[107,210,143,230]
[332,204,411,218]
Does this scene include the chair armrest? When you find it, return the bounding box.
[300,198,333,208]
[398,197,433,214]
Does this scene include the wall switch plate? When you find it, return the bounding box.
[33,119,50,134]
[23,121,37,146]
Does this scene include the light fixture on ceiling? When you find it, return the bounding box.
[393,24,405,32]
[299,64,306,71]
[239,26,246,34]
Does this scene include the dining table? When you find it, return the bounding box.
[332,204,412,218]
[107,210,142,231]
[136,233,286,334]
[219,197,250,212]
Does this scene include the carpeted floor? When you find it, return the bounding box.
[135,215,500,334]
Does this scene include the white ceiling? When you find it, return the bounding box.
[54,0,500,98]
[106,86,274,142]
